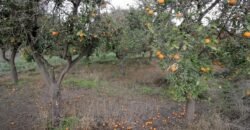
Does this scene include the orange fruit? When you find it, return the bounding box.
[228,0,237,6]
[205,37,211,44]
[173,53,181,60]
[157,0,165,5]
[168,63,178,72]
[148,10,154,15]
[157,54,165,60]
[156,51,162,56]
[242,31,250,38]
[200,67,210,73]
[51,31,59,36]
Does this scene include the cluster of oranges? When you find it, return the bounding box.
[156,51,165,60]
[170,53,181,61]
[156,51,181,73]
[226,0,250,38]
[156,51,181,61]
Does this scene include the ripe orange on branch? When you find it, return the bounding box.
[157,54,165,60]
[200,67,211,73]
[172,53,181,60]
[157,0,165,5]
[51,31,59,36]
[204,37,211,44]
[156,50,165,60]
[228,0,237,6]
[168,63,178,72]
[242,31,250,38]
[148,9,154,15]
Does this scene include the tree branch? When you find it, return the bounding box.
[28,32,55,86]
[56,57,72,86]
[197,0,220,23]
[1,48,10,62]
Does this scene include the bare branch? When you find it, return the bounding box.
[1,48,10,62]
[197,0,220,22]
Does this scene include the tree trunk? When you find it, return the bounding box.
[10,48,18,84]
[185,97,195,125]
[9,58,18,84]
[51,82,62,127]
[1,47,19,84]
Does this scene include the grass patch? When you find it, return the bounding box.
[80,52,118,65]
[63,78,98,89]
[136,85,167,96]
[58,117,79,130]
[47,116,79,130]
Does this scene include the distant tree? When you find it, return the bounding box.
[0,1,25,84]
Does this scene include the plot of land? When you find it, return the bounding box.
[0,58,249,130]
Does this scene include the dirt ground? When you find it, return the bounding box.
[0,59,249,130]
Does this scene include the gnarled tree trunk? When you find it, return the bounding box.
[1,47,19,84]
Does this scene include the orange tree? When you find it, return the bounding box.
[96,8,155,60]
[139,0,250,123]
[1,0,108,127]
[0,1,24,84]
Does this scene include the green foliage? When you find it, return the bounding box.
[95,8,154,59]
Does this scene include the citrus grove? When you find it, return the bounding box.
[0,0,249,129]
